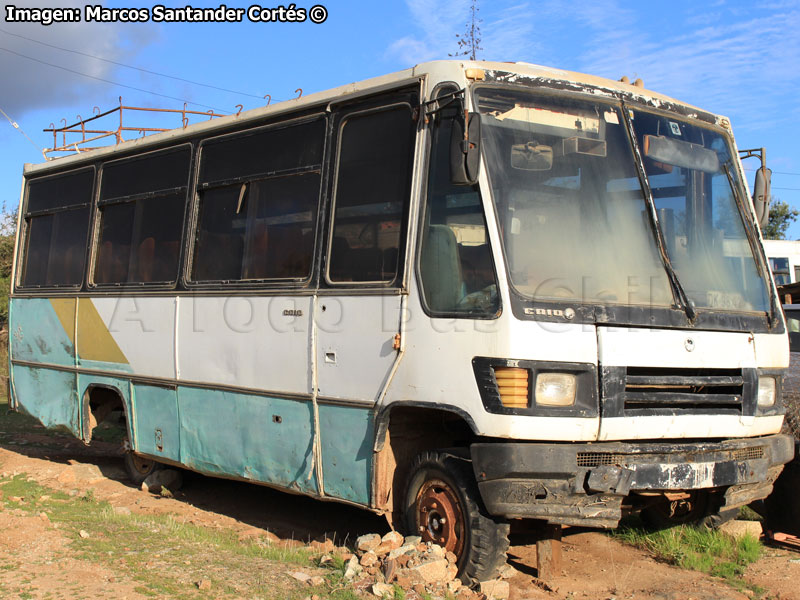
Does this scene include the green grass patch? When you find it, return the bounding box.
[0,473,359,599]
[738,505,764,522]
[614,520,765,596]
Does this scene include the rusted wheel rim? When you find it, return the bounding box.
[130,454,155,476]
[414,478,465,558]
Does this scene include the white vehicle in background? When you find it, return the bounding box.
[8,61,794,581]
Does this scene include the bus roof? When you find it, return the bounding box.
[23,59,720,178]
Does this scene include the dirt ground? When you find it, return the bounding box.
[1,425,799,600]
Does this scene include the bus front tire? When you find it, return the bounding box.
[123,451,163,485]
[402,450,510,583]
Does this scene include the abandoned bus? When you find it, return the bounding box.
[8,61,794,580]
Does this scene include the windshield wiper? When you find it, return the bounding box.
[621,102,696,322]
[722,162,776,326]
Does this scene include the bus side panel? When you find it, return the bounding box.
[86,297,175,378]
[75,298,133,375]
[132,384,180,463]
[318,403,374,505]
[177,387,317,494]
[10,298,76,367]
[12,365,79,436]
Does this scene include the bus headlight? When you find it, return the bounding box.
[535,373,577,407]
[757,377,776,407]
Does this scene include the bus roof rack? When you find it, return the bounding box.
[42,96,228,159]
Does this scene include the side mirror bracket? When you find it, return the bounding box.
[739,147,772,229]
[450,105,481,185]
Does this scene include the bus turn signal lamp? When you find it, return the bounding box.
[535,373,577,407]
[493,367,529,408]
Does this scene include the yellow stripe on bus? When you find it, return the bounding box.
[77,298,128,364]
[49,298,76,346]
[47,297,129,365]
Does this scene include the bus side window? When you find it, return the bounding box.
[191,119,324,283]
[327,105,416,284]
[94,146,190,285]
[19,168,93,288]
[418,112,499,316]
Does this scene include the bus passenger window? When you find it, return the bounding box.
[94,146,190,285]
[328,105,416,284]
[192,174,319,282]
[419,113,499,316]
[20,168,93,287]
[191,119,324,284]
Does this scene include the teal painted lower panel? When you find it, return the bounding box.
[12,365,79,436]
[79,358,134,374]
[318,404,374,505]
[177,387,317,494]
[10,298,75,367]
[133,384,180,463]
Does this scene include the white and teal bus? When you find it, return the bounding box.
[8,61,794,580]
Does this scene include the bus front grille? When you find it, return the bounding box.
[576,445,764,467]
[600,366,757,417]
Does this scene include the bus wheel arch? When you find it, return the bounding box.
[373,403,509,579]
[80,384,128,445]
[373,403,478,521]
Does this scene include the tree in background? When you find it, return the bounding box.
[762,198,800,240]
[0,203,18,327]
[450,0,483,60]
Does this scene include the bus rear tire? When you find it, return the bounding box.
[123,451,163,486]
[402,450,510,583]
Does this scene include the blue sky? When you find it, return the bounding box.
[2,0,799,235]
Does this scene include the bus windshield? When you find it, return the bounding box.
[629,108,769,313]
[476,88,770,313]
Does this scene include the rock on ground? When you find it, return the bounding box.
[720,519,763,540]
[141,469,183,494]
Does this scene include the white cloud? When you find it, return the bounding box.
[574,2,800,131]
[387,0,537,65]
[385,0,468,64]
[0,0,160,117]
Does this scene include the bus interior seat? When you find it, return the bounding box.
[348,247,383,281]
[243,223,269,279]
[195,231,244,280]
[154,240,180,281]
[267,226,305,278]
[49,245,79,285]
[96,240,130,283]
[459,244,493,293]
[421,224,462,310]
[137,237,155,282]
[329,236,351,280]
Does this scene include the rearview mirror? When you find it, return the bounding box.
[511,142,553,171]
[643,135,719,173]
[450,111,481,185]
[753,165,772,229]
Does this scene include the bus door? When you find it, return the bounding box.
[312,90,419,503]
